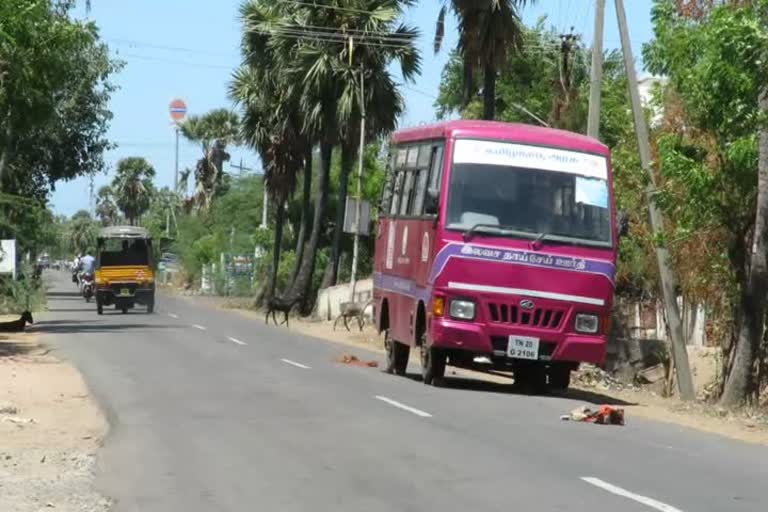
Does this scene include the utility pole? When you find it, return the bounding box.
[174,126,180,193]
[554,29,579,126]
[587,0,605,138]
[615,0,694,400]
[349,62,365,302]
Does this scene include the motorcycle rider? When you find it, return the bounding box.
[77,251,96,293]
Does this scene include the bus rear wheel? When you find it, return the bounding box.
[384,332,409,376]
[421,345,446,386]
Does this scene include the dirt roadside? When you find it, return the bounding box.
[0,326,110,512]
[178,293,768,445]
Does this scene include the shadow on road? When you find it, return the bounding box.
[33,322,177,334]
[47,291,82,298]
[402,372,637,406]
[0,338,34,358]
[46,307,98,313]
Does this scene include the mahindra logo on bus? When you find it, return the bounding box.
[519,299,535,310]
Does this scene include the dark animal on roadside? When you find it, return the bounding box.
[265,295,302,328]
[0,311,34,333]
[333,300,372,332]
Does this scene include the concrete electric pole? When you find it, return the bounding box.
[587,0,605,138]
[615,0,695,400]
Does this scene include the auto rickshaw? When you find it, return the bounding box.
[95,226,155,315]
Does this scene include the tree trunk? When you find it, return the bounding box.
[0,109,13,191]
[483,63,496,121]
[720,88,768,406]
[288,142,332,305]
[270,199,286,298]
[322,143,353,289]
[290,146,313,287]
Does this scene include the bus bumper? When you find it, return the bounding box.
[430,318,607,366]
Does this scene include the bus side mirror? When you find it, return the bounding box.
[617,210,630,239]
[424,189,439,215]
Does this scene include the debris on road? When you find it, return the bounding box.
[637,364,666,384]
[560,405,625,425]
[0,401,19,415]
[336,353,379,368]
[573,364,630,390]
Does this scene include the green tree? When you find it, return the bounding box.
[112,157,156,226]
[644,0,768,405]
[180,109,240,212]
[95,185,119,226]
[434,0,532,120]
[0,0,119,199]
[69,210,97,255]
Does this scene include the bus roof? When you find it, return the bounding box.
[98,225,151,239]
[391,120,608,155]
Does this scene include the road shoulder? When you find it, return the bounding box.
[0,328,110,512]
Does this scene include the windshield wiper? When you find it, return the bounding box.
[531,232,550,250]
[462,223,502,241]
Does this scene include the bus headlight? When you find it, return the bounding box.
[449,299,476,321]
[575,313,599,334]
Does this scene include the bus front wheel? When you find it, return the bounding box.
[384,332,409,376]
[421,345,446,386]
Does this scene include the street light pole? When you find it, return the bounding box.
[349,62,365,303]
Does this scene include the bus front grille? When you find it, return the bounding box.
[487,303,565,330]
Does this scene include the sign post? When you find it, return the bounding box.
[169,99,187,193]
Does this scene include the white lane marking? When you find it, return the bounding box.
[228,336,247,346]
[280,358,311,369]
[581,477,684,512]
[192,324,207,331]
[167,313,179,319]
[447,281,605,306]
[374,396,432,418]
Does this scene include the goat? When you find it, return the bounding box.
[333,300,371,332]
[265,295,302,328]
[0,311,34,333]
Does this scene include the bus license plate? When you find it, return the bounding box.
[507,336,539,360]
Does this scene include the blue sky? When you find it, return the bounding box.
[52,0,655,216]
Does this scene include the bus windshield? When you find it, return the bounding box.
[446,140,612,247]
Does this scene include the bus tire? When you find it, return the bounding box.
[384,332,409,376]
[421,345,446,386]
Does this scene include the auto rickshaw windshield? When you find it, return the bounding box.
[97,238,152,266]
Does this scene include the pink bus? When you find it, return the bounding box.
[373,120,625,390]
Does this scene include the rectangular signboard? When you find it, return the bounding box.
[0,240,16,278]
[343,198,371,236]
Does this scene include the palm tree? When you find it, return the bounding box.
[321,5,420,288]
[69,210,96,254]
[180,109,240,212]
[112,157,156,226]
[435,0,531,120]
[245,0,420,298]
[95,185,119,226]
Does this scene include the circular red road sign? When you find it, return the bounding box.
[169,99,187,123]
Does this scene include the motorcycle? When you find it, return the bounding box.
[81,273,94,303]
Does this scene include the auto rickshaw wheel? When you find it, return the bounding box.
[147,301,154,314]
[96,300,103,315]
[121,306,128,314]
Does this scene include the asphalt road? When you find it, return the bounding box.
[38,271,768,512]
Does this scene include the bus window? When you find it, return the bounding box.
[406,146,419,168]
[427,145,444,194]
[380,150,397,215]
[412,169,429,216]
[400,172,416,216]
[417,144,431,168]
[390,171,404,216]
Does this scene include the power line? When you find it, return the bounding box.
[108,37,233,58]
[116,52,234,70]
[273,0,398,15]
